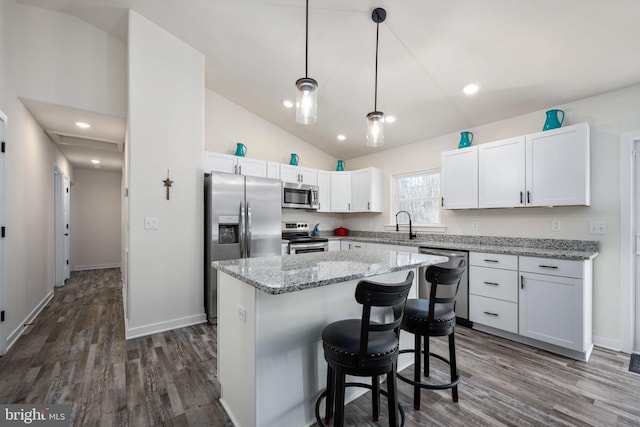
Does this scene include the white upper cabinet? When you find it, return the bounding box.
[280,164,318,185]
[350,167,383,212]
[478,136,526,208]
[267,162,280,180]
[204,151,267,178]
[441,146,478,209]
[317,170,331,212]
[330,171,351,212]
[525,123,590,207]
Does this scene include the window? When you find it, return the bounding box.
[392,170,441,225]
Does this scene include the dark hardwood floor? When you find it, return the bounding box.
[1,269,639,426]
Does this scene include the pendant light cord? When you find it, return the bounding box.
[374,21,379,111]
[305,0,309,78]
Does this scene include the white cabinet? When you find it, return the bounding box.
[281,164,318,185]
[328,240,341,252]
[350,167,383,212]
[317,170,331,212]
[267,162,280,180]
[204,151,267,178]
[469,252,519,333]
[340,240,365,250]
[519,256,592,353]
[441,146,478,209]
[444,122,590,210]
[525,123,590,207]
[330,172,351,212]
[478,137,526,208]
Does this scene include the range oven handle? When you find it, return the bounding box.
[290,242,328,251]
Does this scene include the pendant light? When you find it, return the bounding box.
[366,8,386,147]
[296,0,318,124]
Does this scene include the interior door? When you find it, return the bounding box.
[63,175,71,280]
[635,141,640,352]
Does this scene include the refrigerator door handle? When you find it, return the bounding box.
[239,201,246,258]
[246,202,252,258]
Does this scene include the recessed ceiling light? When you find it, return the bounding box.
[462,83,480,95]
[337,134,346,141]
[75,121,91,129]
[282,100,294,108]
[385,116,396,124]
[90,159,101,164]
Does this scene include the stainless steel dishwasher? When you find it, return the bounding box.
[418,247,471,327]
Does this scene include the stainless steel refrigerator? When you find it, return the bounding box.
[204,172,282,323]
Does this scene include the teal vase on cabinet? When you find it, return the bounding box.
[458,131,473,148]
[543,109,564,131]
[289,153,299,166]
[234,143,246,157]
[336,160,345,171]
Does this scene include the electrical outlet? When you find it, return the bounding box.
[589,221,607,235]
[237,305,247,323]
[144,217,159,230]
[551,220,561,232]
[471,221,479,231]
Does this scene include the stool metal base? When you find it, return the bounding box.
[315,382,405,427]
[397,347,460,408]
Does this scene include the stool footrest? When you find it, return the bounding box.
[315,383,406,427]
[397,349,461,390]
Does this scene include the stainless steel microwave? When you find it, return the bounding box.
[282,182,319,209]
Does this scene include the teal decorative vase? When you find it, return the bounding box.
[234,143,246,157]
[289,153,299,166]
[458,131,473,148]
[336,160,345,171]
[543,109,564,131]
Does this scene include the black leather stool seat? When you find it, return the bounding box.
[402,299,455,336]
[323,319,399,372]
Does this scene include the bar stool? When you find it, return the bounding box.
[314,271,414,427]
[397,261,466,409]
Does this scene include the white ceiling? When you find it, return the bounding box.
[17,0,640,167]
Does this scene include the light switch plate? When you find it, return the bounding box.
[144,217,159,230]
[589,221,607,235]
[551,220,561,232]
[471,221,479,231]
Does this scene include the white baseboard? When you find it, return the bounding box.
[593,335,621,352]
[5,290,54,352]
[125,313,207,340]
[73,263,121,271]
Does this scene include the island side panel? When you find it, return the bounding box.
[218,271,257,427]
[254,269,417,427]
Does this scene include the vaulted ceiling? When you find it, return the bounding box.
[17,0,640,168]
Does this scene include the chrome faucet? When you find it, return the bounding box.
[395,210,417,240]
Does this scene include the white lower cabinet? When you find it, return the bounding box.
[519,256,591,353]
[469,253,519,334]
[328,240,341,252]
[469,252,593,360]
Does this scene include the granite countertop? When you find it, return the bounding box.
[212,250,447,295]
[326,233,599,261]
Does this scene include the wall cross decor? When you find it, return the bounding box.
[163,169,173,200]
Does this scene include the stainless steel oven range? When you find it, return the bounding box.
[282,222,328,254]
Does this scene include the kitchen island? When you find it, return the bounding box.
[212,249,447,427]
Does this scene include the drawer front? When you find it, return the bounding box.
[470,252,518,270]
[519,256,583,279]
[469,266,518,302]
[469,295,518,333]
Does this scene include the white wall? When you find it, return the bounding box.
[343,84,640,347]
[73,168,121,270]
[9,2,126,117]
[126,11,205,338]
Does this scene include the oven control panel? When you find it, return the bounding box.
[282,222,309,232]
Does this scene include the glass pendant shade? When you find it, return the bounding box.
[296,77,318,124]
[366,111,385,147]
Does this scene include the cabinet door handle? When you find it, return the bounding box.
[368,202,370,210]
[483,311,499,317]
[441,197,444,207]
[520,275,524,289]
[527,191,531,204]
[483,281,499,286]
[234,164,238,174]
[538,264,559,269]
[239,165,242,175]
[483,259,499,263]
[520,191,523,204]
[348,202,351,211]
